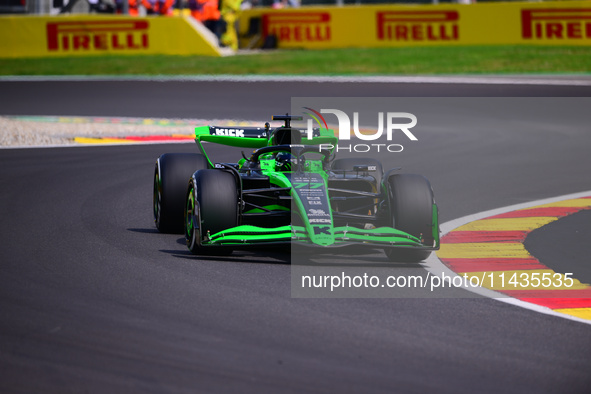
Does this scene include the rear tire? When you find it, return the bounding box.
[384,174,435,263]
[185,170,238,255]
[154,153,209,234]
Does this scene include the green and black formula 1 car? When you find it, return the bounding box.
[153,115,439,262]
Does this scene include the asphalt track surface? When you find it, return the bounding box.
[526,209,591,287]
[1,80,591,393]
[1,79,591,120]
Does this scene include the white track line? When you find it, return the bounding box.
[1,75,591,86]
[424,190,591,326]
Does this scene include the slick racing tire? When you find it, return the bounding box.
[154,153,209,234]
[331,157,383,188]
[185,169,238,255]
[384,174,435,263]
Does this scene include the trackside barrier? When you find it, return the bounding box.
[0,15,222,58]
[240,1,591,49]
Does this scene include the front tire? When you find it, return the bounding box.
[384,174,435,263]
[154,153,209,234]
[185,169,239,255]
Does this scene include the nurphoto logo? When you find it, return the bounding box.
[303,107,418,153]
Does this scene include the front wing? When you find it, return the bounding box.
[203,224,439,250]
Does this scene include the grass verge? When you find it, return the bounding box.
[1,46,590,75]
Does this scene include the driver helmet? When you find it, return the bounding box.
[275,152,295,172]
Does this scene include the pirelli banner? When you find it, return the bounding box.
[241,1,591,49]
[0,15,222,58]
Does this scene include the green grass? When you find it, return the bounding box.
[1,46,590,75]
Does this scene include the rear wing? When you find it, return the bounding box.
[195,126,269,149]
[194,124,338,152]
